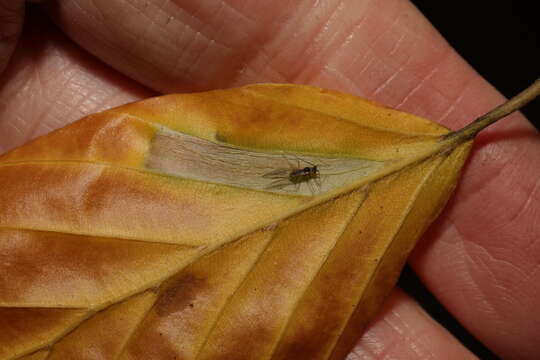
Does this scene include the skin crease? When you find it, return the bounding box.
[0,0,539,359]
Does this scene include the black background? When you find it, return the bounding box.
[411,1,539,126]
[400,1,539,359]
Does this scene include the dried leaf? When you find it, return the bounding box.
[0,84,475,360]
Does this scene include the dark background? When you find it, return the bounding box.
[411,1,539,127]
[400,1,539,359]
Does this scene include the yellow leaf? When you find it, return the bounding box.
[0,83,480,359]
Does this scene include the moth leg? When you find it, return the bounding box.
[267,179,289,188]
[320,174,334,189]
[314,174,322,191]
[307,179,317,196]
[266,181,296,193]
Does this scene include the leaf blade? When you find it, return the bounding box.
[0,84,473,360]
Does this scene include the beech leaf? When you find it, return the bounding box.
[0,82,538,360]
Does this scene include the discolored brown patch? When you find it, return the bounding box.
[0,228,199,307]
[0,307,87,359]
[270,256,371,360]
[125,328,185,360]
[214,132,227,143]
[0,162,303,247]
[204,325,274,360]
[0,113,156,167]
[47,291,157,360]
[155,273,207,317]
[123,230,275,360]
[0,163,208,243]
[17,350,50,360]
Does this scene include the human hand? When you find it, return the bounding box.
[1,1,538,359]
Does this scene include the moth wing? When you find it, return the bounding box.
[262,168,290,179]
[265,179,296,191]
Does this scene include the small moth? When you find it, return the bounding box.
[263,157,322,195]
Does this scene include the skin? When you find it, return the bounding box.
[1,1,538,359]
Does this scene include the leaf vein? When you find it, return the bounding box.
[0,225,199,248]
[193,227,279,360]
[264,188,369,360]
[326,155,444,359]
[243,87,447,137]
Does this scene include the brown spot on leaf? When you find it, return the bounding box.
[0,307,86,359]
[214,132,227,143]
[205,324,274,360]
[0,228,194,306]
[126,328,185,360]
[155,273,207,316]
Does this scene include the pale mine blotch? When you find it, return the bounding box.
[146,128,386,196]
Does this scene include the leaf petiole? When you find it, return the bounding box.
[446,78,540,141]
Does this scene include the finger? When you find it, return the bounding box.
[44,1,538,128]
[0,0,24,75]
[349,289,477,360]
[0,11,153,153]
[45,1,540,358]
